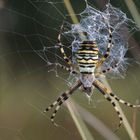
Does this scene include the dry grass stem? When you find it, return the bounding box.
[66,100,95,140]
[124,0,140,29]
[71,99,121,140]
[132,100,139,135]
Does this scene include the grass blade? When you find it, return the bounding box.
[124,0,140,29]
[66,100,95,140]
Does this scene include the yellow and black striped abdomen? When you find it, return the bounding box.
[76,41,99,74]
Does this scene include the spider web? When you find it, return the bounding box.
[0,0,140,140]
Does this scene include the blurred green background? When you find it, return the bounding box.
[0,0,140,140]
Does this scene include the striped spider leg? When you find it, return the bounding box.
[44,80,82,125]
[56,22,78,74]
[57,22,72,66]
[97,25,113,67]
[95,61,119,77]
[55,63,78,75]
[93,80,140,130]
[95,25,118,76]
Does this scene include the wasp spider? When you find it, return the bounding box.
[44,23,140,130]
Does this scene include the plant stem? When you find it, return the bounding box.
[124,0,140,29]
[66,100,95,140]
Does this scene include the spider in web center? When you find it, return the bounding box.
[44,22,140,131]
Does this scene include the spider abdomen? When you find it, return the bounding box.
[76,41,99,74]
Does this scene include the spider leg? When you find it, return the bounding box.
[93,80,123,130]
[97,27,113,67]
[95,63,118,76]
[109,92,140,108]
[104,95,123,131]
[106,96,123,131]
[93,80,140,108]
[44,80,82,125]
[44,96,62,112]
[55,63,78,74]
[101,63,118,74]
[57,22,72,65]
[50,93,68,126]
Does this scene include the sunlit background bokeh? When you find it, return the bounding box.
[0,0,140,140]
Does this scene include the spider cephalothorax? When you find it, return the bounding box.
[44,22,140,130]
[80,74,95,96]
[80,74,95,88]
